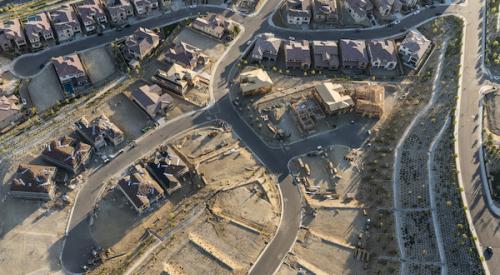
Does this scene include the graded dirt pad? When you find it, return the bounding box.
[101,93,151,139]
[198,148,259,184]
[308,208,366,245]
[293,229,365,275]
[211,183,279,228]
[174,28,226,60]
[80,46,117,84]
[28,65,64,112]
[91,188,141,250]
[192,219,268,268]
[486,92,500,135]
[169,240,233,275]
[0,197,69,274]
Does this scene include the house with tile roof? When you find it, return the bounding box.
[101,0,134,25]
[312,0,338,24]
[250,35,282,64]
[284,39,311,69]
[118,164,165,214]
[340,39,369,70]
[74,0,108,34]
[0,19,27,51]
[23,12,54,50]
[312,40,339,70]
[164,42,208,70]
[373,0,401,17]
[286,0,311,25]
[399,30,431,68]
[75,114,124,150]
[146,146,189,195]
[153,64,199,96]
[124,27,160,60]
[10,164,57,200]
[52,53,89,96]
[131,84,173,118]
[131,0,158,17]
[48,5,82,42]
[42,135,92,173]
[344,0,372,23]
[367,39,397,70]
[191,14,231,39]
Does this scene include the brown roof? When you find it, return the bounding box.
[75,0,106,23]
[118,165,164,209]
[43,136,92,169]
[23,12,53,41]
[368,39,397,64]
[49,5,80,32]
[284,40,311,65]
[400,30,431,60]
[286,0,311,17]
[52,53,86,80]
[312,40,339,67]
[11,164,56,193]
[250,36,282,60]
[125,27,160,59]
[340,39,368,63]
[0,18,25,42]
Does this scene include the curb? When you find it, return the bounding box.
[453,14,492,275]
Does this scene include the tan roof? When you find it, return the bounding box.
[240,68,273,94]
[400,30,431,60]
[11,164,56,194]
[23,12,53,41]
[0,18,25,42]
[118,165,164,210]
[49,5,80,32]
[354,84,384,116]
[52,53,86,79]
[314,82,353,112]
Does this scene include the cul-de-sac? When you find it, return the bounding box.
[0,0,499,274]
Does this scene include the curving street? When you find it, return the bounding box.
[8,0,500,273]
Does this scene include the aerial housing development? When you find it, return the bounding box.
[0,0,498,275]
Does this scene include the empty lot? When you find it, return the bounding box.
[28,65,64,112]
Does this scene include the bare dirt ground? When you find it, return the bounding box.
[90,124,280,274]
[99,92,152,139]
[485,91,500,135]
[0,187,74,275]
[28,65,64,112]
[80,46,117,84]
[174,27,226,62]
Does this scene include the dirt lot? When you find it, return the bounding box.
[28,65,64,112]
[174,27,226,61]
[0,71,19,95]
[80,46,117,84]
[90,124,280,274]
[0,196,71,274]
[99,92,152,139]
[485,91,500,135]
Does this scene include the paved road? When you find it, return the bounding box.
[14,0,497,273]
[454,1,500,273]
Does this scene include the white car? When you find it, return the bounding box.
[288,36,295,41]
[394,19,401,24]
[413,9,421,15]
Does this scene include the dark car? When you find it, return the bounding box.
[400,28,407,32]
[485,246,494,256]
[435,12,442,16]
[124,23,131,28]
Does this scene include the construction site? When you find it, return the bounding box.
[89,122,281,274]
[232,67,397,145]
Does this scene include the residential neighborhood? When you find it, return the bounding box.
[0,1,497,275]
